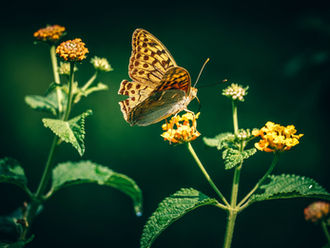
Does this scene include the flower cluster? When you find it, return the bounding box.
[90,56,113,72]
[58,62,78,75]
[222,83,248,102]
[33,25,65,43]
[56,38,89,62]
[252,121,303,152]
[304,201,330,223]
[161,112,201,144]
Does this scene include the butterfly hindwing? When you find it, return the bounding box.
[128,89,187,126]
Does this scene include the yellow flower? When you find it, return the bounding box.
[56,38,89,62]
[161,112,201,144]
[304,201,330,223]
[33,25,65,43]
[253,121,303,152]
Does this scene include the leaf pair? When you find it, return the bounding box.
[203,132,256,169]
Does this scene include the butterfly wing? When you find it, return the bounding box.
[128,89,187,126]
[119,29,193,126]
[129,28,177,86]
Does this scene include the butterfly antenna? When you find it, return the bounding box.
[193,58,210,87]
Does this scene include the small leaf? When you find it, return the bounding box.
[140,188,218,248]
[203,132,234,150]
[25,94,57,116]
[250,174,330,203]
[0,158,29,195]
[222,148,257,170]
[50,161,142,215]
[42,110,92,156]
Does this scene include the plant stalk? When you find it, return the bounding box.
[81,71,98,91]
[22,61,76,241]
[63,62,75,121]
[187,142,229,208]
[222,100,242,248]
[50,45,63,114]
[321,220,330,243]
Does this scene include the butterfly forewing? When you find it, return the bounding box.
[129,29,177,86]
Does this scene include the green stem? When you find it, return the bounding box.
[50,45,63,115]
[21,61,76,241]
[223,209,238,248]
[321,220,330,243]
[232,101,238,135]
[223,162,242,248]
[187,142,229,208]
[237,152,280,208]
[222,100,242,248]
[63,62,75,121]
[81,71,98,91]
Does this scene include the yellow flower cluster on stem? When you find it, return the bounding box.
[304,201,330,223]
[252,121,303,152]
[33,25,65,43]
[161,112,200,144]
[56,38,89,62]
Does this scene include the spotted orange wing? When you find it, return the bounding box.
[118,28,193,126]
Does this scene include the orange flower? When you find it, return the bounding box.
[252,121,303,152]
[161,112,201,144]
[304,201,330,223]
[33,25,65,43]
[56,38,89,62]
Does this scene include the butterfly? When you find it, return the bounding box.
[118,28,198,126]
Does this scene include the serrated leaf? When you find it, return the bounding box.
[140,188,218,248]
[222,148,257,169]
[203,132,234,150]
[0,158,30,195]
[42,110,92,156]
[50,161,142,215]
[250,174,330,203]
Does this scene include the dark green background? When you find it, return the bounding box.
[1,1,329,247]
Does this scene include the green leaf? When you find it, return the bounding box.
[50,161,142,215]
[42,110,92,156]
[222,148,257,170]
[25,94,58,116]
[250,174,330,203]
[140,188,219,248]
[203,132,234,150]
[0,158,30,195]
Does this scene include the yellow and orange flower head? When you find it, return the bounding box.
[304,201,330,223]
[33,25,66,43]
[252,121,303,152]
[161,112,201,144]
[56,38,89,62]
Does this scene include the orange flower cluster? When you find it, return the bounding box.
[252,121,303,152]
[33,25,65,42]
[161,113,201,144]
[56,38,89,62]
[304,201,330,223]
